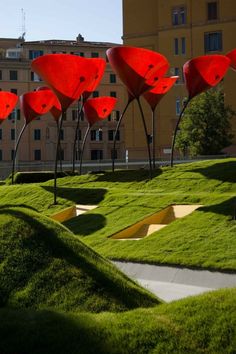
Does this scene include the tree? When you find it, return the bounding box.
[175,88,235,156]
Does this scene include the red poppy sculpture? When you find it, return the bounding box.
[106,46,169,176]
[226,48,236,71]
[72,58,106,174]
[143,76,178,168]
[11,90,55,184]
[31,54,98,204]
[0,91,18,122]
[170,54,230,167]
[80,96,117,174]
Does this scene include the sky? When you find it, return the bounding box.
[0,0,122,43]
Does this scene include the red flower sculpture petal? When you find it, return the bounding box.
[183,55,230,99]
[226,48,236,71]
[0,91,18,121]
[83,58,106,101]
[106,46,169,98]
[37,86,62,121]
[143,76,178,110]
[31,54,98,111]
[84,97,117,126]
[20,90,56,124]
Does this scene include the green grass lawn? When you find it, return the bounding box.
[0,288,235,354]
[1,159,236,271]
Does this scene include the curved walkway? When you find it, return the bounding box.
[113,261,236,302]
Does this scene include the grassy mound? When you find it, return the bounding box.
[0,206,159,312]
[0,288,235,353]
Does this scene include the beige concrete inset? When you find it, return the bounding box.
[50,204,97,223]
[111,205,202,240]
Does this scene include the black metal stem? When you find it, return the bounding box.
[152,109,156,169]
[56,120,63,173]
[137,98,152,179]
[54,111,65,205]
[112,99,131,172]
[79,123,90,175]
[11,122,27,184]
[170,98,190,167]
[72,100,84,174]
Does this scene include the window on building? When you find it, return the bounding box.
[17,109,21,120]
[174,38,179,55]
[78,129,82,141]
[10,88,17,95]
[91,149,103,160]
[92,91,99,98]
[80,52,84,57]
[204,31,222,52]
[29,50,44,60]
[91,52,99,58]
[174,68,182,83]
[0,129,2,140]
[172,6,186,25]
[60,129,64,140]
[111,149,117,159]
[91,129,103,141]
[0,150,2,161]
[11,150,14,161]
[181,37,186,54]
[108,130,120,141]
[8,109,17,121]
[72,109,78,121]
[34,149,41,160]
[31,71,42,82]
[116,111,120,121]
[59,149,64,160]
[34,129,41,140]
[11,129,15,140]
[208,2,218,20]
[9,70,18,81]
[110,74,116,83]
[176,98,181,115]
[0,70,2,80]
[110,91,117,97]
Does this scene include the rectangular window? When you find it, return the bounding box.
[11,150,14,161]
[31,71,42,82]
[110,74,116,83]
[34,149,41,160]
[108,130,120,141]
[10,88,17,95]
[9,109,17,120]
[204,31,222,52]
[208,2,218,20]
[91,52,99,58]
[0,70,2,80]
[11,129,15,140]
[181,37,186,54]
[0,129,2,140]
[34,129,41,140]
[91,129,103,141]
[29,50,44,60]
[92,91,99,98]
[172,6,186,25]
[72,109,77,121]
[9,70,18,81]
[0,150,2,161]
[116,111,120,121]
[174,38,179,55]
[174,68,181,83]
[176,98,181,115]
[111,149,117,159]
[17,109,21,120]
[60,129,64,140]
[91,149,103,160]
[59,149,64,160]
[110,91,117,97]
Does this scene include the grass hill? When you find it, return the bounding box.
[0,288,235,353]
[0,206,159,312]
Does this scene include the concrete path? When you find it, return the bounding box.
[114,261,236,302]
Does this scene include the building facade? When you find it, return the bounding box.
[122,0,236,159]
[0,36,126,175]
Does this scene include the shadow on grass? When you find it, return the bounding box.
[0,308,109,354]
[64,213,106,236]
[187,160,236,183]
[42,186,107,205]
[200,197,236,218]
[94,168,162,183]
[0,207,158,310]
